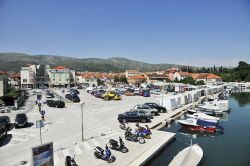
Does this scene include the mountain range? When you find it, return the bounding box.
[0,53,183,72]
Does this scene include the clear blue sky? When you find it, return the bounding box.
[0,0,249,66]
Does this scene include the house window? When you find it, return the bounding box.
[23,79,27,82]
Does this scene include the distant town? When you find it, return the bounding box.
[0,64,223,95]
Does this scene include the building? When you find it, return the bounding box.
[8,73,21,89]
[21,64,50,89]
[76,72,114,87]
[0,76,8,97]
[21,65,36,89]
[144,73,169,83]
[48,66,75,87]
[195,73,222,84]
[35,64,50,88]
[125,70,139,78]
[127,75,146,87]
[172,72,192,81]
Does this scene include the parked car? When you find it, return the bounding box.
[47,100,65,108]
[117,111,151,123]
[129,109,153,119]
[69,89,80,95]
[0,107,11,113]
[133,104,159,116]
[0,125,7,141]
[124,91,134,96]
[86,87,96,93]
[15,113,28,128]
[144,102,167,113]
[65,94,80,103]
[0,116,11,129]
[46,92,55,98]
[94,89,106,98]
[31,91,36,95]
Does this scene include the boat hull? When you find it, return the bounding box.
[179,123,216,133]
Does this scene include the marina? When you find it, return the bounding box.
[147,92,250,166]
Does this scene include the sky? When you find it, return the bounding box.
[0,0,249,67]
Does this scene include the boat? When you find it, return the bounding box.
[187,108,198,113]
[186,112,220,121]
[169,143,203,166]
[178,118,222,133]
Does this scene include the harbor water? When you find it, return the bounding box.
[147,93,250,166]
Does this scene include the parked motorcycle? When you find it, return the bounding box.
[109,137,128,153]
[125,127,145,144]
[94,146,116,163]
[136,126,152,139]
[65,155,78,166]
[120,122,129,130]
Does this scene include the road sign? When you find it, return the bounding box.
[36,120,44,128]
[32,142,54,166]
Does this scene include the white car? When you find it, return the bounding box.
[133,104,159,116]
[86,87,96,93]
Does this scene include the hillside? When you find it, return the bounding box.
[0,52,180,72]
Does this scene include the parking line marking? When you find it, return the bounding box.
[95,128,113,134]
[62,149,71,157]
[89,124,106,130]
[91,126,109,132]
[90,138,100,147]
[82,141,91,151]
[101,132,121,140]
[73,145,82,155]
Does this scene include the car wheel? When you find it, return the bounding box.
[122,119,126,123]
[152,112,156,116]
[141,119,146,123]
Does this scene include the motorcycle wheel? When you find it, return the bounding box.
[121,147,128,153]
[107,156,115,163]
[138,137,145,144]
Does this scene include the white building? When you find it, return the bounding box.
[125,70,140,78]
[21,65,36,89]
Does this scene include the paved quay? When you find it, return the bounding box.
[0,88,215,166]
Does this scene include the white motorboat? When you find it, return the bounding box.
[199,105,227,114]
[169,143,203,166]
[186,112,220,121]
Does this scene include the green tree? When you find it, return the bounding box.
[195,80,205,85]
[97,78,104,86]
[119,76,128,84]
[245,74,250,82]
[180,77,195,85]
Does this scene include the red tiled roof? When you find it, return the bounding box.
[54,66,67,69]
[195,73,221,79]
[128,75,145,80]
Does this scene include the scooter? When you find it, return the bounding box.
[94,146,116,163]
[120,122,129,130]
[65,155,78,166]
[125,127,145,144]
[109,137,128,153]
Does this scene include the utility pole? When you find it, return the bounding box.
[81,102,85,141]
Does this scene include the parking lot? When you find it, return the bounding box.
[0,88,176,166]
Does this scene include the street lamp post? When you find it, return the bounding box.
[80,102,85,141]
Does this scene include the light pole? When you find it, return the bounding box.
[80,102,85,141]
